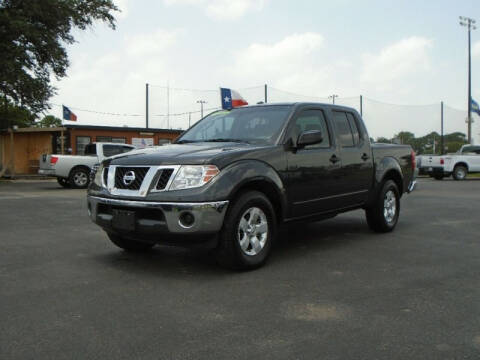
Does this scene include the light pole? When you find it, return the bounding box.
[197,100,207,119]
[328,94,338,104]
[459,16,477,144]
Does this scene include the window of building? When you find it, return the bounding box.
[76,136,91,155]
[158,139,171,145]
[96,136,126,144]
[292,110,330,149]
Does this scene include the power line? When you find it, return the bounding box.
[51,103,143,117]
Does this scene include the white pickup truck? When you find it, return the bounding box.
[418,145,480,180]
[39,142,136,188]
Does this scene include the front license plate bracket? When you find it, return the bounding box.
[112,209,136,231]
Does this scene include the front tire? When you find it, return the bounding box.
[452,165,467,181]
[69,167,90,189]
[107,233,154,252]
[215,191,276,270]
[365,180,400,233]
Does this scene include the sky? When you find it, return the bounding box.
[49,0,480,143]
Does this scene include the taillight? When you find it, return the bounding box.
[411,150,416,170]
[440,158,444,165]
[50,156,58,165]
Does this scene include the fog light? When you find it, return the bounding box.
[179,212,195,228]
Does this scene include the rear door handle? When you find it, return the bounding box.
[330,154,340,164]
[361,153,370,161]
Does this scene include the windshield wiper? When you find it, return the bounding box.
[203,138,249,143]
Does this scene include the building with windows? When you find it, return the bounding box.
[0,124,183,176]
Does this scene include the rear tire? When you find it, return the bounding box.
[452,165,467,181]
[57,177,71,188]
[107,233,154,252]
[69,167,90,189]
[215,191,276,270]
[365,180,400,233]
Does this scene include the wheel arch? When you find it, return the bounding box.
[228,177,286,224]
[454,162,469,171]
[68,164,91,178]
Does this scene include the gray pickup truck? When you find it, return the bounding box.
[87,103,416,269]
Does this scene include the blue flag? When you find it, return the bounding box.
[471,98,480,116]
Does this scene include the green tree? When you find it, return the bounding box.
[0,0,118,125]
[1,98,36,128]
[376,137,391,143]
[37,115,62,128]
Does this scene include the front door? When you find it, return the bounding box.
[285,108,342,218]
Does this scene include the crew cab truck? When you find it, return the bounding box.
[87,103,416,269]
[39,142,135,188]
[419,145,480,180]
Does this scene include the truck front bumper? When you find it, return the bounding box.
[87,195,229,244]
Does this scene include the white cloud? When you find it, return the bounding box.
[228,32,330,96]
[164,0,267,20]
[125,29,181,56]
[361,36,433,88]
[473,41,480,58]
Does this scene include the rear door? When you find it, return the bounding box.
[285,107,342,218]
[330,110,373,207]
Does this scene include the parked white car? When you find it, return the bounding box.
[39,142,136,188]
[418,145,480,180]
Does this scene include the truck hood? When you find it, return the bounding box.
[107,142,270,168]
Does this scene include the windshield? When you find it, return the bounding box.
[177,106,292,145]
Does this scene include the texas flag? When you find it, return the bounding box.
[220,88,248,110]
[62,105,77,121]
[471,98,480,116]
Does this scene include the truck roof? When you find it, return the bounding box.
[236,102,359,112]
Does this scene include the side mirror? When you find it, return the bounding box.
[297,130,323,148]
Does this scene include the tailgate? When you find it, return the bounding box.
[39,154,54,170]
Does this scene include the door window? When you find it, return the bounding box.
[346,113,361,145]
[292,110,330,149]
[332,111,354,147]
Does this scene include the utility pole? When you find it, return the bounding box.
[440,101,444,155]
[328,94,338,104]
[188,112,191,128]
[459,16,476,144]
[167,81,170,129]
[264,84,268,103]
[145,83,149,128]
[197,100,207,119]
[360,95,363,117]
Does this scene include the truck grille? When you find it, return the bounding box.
[156,169,174,190]
[114,167,149,190]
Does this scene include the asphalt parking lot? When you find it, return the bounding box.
[1,178,479,359]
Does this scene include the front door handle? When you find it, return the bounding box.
[361,153,370,161]
[330,154,340,164]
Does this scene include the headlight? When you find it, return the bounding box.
[93,163,104,187]
[169,165,219,190]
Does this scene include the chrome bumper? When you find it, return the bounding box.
[87,195,229,234]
